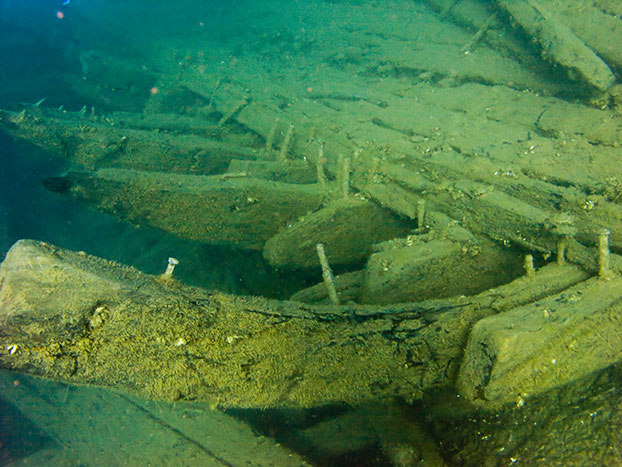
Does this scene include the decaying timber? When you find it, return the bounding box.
[496,0,614,91]
[0,239,595,408]
[359,212,524,304]
[290,270,364,305]
[458,275,622,406]
[1,0,622,461]
[542,0,622,73]
[3,0,620,283]
[226,159,317,184]
[426,0,621,91]
[0,107,261,175]
[291,210,526,306]
[43,168,326,250]
[0,0,619,311]
[263,196,413,269]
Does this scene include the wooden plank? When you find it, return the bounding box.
[0,107,260,175]
[263,196,413,269]
[44,168,325,250]
[458,276,622,406]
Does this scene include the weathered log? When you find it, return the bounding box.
[9,69,620,271]
[360,181,423,220]
[102,110,225,136]
[0,240,588,408]
[6,5,621,286]
[496,0,615,91]
[186,70,622,280]
[538,0,622,73]
[43,168,326,250]
[536,101,622,147]
[226,159,317,184]
[358,160,622,275]
[0,107,260,175]
[289,211,523,306]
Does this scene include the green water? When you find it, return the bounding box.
[1,0,622,465]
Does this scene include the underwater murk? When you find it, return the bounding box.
[1,0,622,465]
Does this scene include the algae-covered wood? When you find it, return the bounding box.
[497,0,615,91]
[0,240,589,408]
[0,107,260,175]
[263,196,413,269]
[0,239,442,408]
[458,276,622,405]
[361,235,523,305]
[44,168,326,250]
